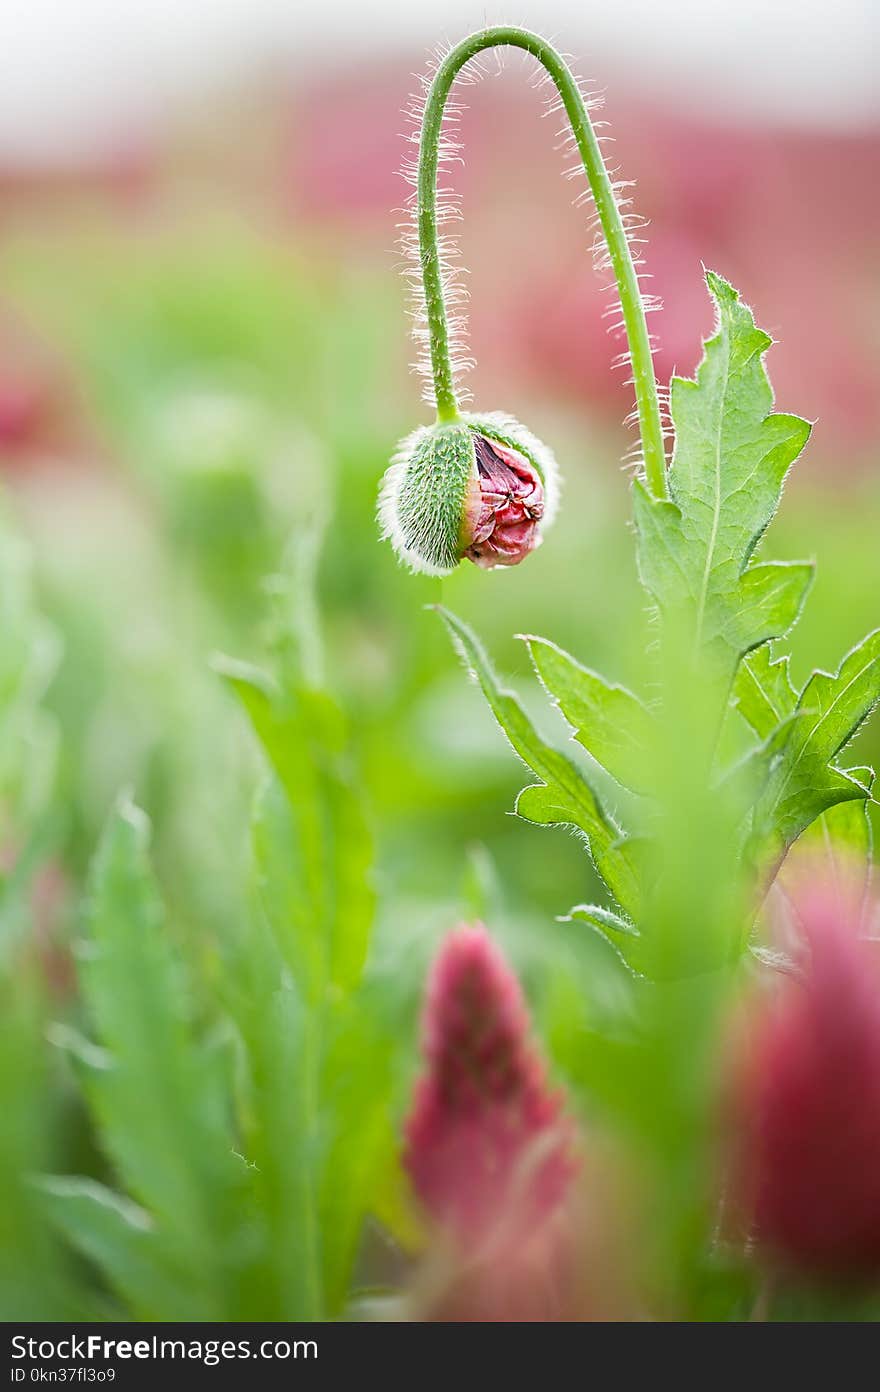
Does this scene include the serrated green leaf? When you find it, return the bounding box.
[437,607,641,918]
[220,661,373,999]
[733,644,798,739]
[633,273,812,695]
[231,971,323,1320]
[716,712,804,809]
[218,571,385,1317]
[318,999,392,1313]
[80,800,249,1318]
[524,635,654,793]
[0,977,75,1319]
[228,900,391,1319]
[738,632,880,861]
[787,765,875,906]
[725,561,814,657]
[822,766,874,862]
[251,776,327,1001]
[37,1177,189,1320]
[561,902,649,977]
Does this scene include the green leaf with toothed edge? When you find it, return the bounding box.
[214,540,387,1318]
[786,766,875,908]
[735,634,880,865]
[37,1176,190,1321]
[524,634,654,794]
[216,656,373,1001]
[561,903,650,978]
[715,712,805,810]
[77,801,251,1320]
[633,272,813,696]
[817,767,874,865]
[437,606,642,920]
[734,645,799,741]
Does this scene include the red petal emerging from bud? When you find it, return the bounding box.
[731,882,880,1282]
[464,436,545,569]
[404,924,576,1244]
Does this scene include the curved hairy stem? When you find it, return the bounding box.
[418,26,668,499]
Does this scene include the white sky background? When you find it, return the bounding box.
[1,0,877,164]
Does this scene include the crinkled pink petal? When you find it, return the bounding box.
[463,436,545,569]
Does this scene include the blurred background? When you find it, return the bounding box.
[1,0,878,1026]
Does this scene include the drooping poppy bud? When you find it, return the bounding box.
[728,880,880,1283]
[403,924,585,1319]
[379,413,559,576]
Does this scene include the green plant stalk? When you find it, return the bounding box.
[298,1011,323,1319]
[418,26,668,499]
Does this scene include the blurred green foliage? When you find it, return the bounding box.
[0,221,877,1318]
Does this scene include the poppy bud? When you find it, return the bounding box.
[729,881,880,1283]
[379,413,559,575]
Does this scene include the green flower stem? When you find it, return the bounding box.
[419,26,668,499]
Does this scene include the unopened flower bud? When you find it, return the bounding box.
[402,924,646,1321]
[404,923,575,1236]
[728,880,880,1283]
[379,413,559,575]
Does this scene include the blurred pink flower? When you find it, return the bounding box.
[282,68,410,225]
[730,880,880,1283]
[0,379,46,454]
[403,924,584,1319]
[0,314,82,471]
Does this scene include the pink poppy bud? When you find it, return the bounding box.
[379,412,559,576]
[729,881,880,1282]
[463,434,545,569]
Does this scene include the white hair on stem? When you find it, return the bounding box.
[396,32,666,469]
